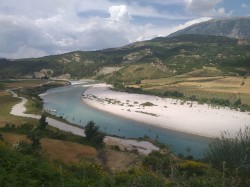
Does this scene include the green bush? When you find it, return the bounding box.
[165,90,184,98]
[178,160,208,177]
[140,102,155,107]
[234,99,241,106]
[111,145,120,151]
[204,127,250,185]
[142,151,171,176]
[14,141,36,155]
[210,98,230,106]
[113,168,168,187]
[85,121,105,146]
[18,123,34,131]
[38,113,48,129]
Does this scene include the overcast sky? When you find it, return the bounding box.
[0,0,249,59]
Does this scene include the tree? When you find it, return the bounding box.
[85,121,105,145]
[27,132,41,150]
[31,135,41,149]
[38,113,48,129]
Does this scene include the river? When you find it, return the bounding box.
[41,82,211,158]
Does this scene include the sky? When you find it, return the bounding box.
[0,0,249,59]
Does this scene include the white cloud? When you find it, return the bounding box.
[128,3,189,20]
[109,5,131,22]
[0,0,234,59]
[185,0,229,17]
[174,17,212,31]
[241,4,249,9]
[135,17,212,41]
[0,4,138,58]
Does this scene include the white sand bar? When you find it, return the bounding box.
[82,84,250,138]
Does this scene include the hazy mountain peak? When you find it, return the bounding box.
[168,17,250,39]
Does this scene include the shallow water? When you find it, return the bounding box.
[41,83,211,158]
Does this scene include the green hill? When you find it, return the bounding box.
[0,34,250,82]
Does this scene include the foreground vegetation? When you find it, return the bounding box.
[0,117,249,186]
[0,78,249,186]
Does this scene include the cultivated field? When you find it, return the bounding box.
[141,76,250,105]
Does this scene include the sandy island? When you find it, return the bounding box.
[8,88,158,155]
[82,83,250,138]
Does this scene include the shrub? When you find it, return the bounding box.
[234,99,241,106]
[140,102,155,107]
[38,113,48,129]
[14,141,35,155]
[210,98,230,106]
[85,121,105,145]
[113,168,167,187]
[189,95,197,101]
[165,90,184,98]
[4,123,15,129]
[204,127,250,184]
[143,151,171,176]
[111,145,120,151]
[18,123,34,131]
[178,160,208,177]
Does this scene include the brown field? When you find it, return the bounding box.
[141,76,250,105]
[1,132,142,170]
[1,132,30,145]
[41,138,97,163]
[104,147,141,171]
[0,132,97,164]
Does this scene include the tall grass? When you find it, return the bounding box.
[204,126,250,184]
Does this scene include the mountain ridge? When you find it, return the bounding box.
[0,34,250,81]
[168,16,250,39]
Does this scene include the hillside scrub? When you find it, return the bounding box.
[1,120,250,186]
[204,126,250,186]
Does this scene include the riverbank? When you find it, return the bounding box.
[8,89,85,136]
[82,83,250,138]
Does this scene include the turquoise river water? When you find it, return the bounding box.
[41,83,211,158]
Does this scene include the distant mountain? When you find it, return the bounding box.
[0,34,250,81]
[168,17,250,39]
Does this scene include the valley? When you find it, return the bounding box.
[0,15,250,186]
